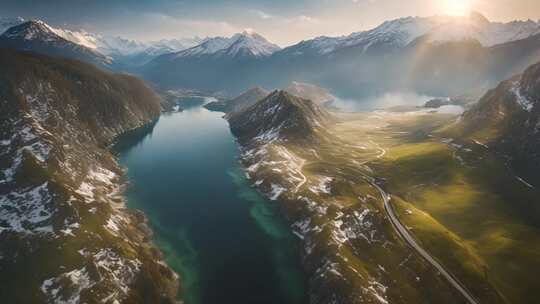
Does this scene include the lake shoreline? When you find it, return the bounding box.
[115,103,308,304]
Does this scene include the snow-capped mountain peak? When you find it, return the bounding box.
[180,36,233,57]
[173,31,280,59]
[0,16,201,64]
[339,16,438,51]
[277,12,540,58]
[3,20,60,41]
[0,19,114,66]
[422,12,540,46]
[223,31,280,57]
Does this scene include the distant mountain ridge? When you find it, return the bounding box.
[0,17,204,67]
[143,31,281,92]
[157,30,280,61]
[143,12,540,97]
[274,11,540,58]
[205,87,270,115]
[3,13,540,98]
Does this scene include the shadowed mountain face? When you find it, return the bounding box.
[453,60,540,185]
[228,90,332,144]
[0,49,178,303]
[0,21,113,68]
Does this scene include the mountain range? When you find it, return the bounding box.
[2,12,540,99]
[0,17,203,68]
[142,12,540,97]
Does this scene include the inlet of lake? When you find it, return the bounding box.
[113,101,307,304]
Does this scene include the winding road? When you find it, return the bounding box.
[371,181,479,304]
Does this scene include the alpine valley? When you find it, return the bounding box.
[2,6,540,304]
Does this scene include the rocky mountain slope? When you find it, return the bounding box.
[449,59,540,186]
[0,20,113,68]
[0,49,178,303]
[228,90,332,143]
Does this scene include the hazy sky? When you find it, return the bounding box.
[2,0,540,46]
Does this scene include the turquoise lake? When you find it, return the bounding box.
[114,103,307,304]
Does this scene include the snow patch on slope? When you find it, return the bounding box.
[511,81,535,111]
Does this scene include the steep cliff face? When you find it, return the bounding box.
[0,49,178,303]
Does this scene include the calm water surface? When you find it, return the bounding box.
[114,102,306,304]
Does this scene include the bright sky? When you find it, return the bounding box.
[2,0,540,46]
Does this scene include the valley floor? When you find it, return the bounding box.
[238,108,540,303]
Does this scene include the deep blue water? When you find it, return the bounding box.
[114,103,306,304]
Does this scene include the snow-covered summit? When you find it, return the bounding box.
[0,20,113,66]
[423,12,540,46]
[0,16,201,62]
[3,20,60,41]
[222,31,280,57]
[279,12,540,57]
[173,31,280,59]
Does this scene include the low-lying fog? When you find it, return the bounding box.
[331,92,435,112]
[330,92,464,115]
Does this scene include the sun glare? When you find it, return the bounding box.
[444,0,471,16]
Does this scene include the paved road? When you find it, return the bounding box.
[371,181,479,304]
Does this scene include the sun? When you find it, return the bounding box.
[443,0,472,16]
